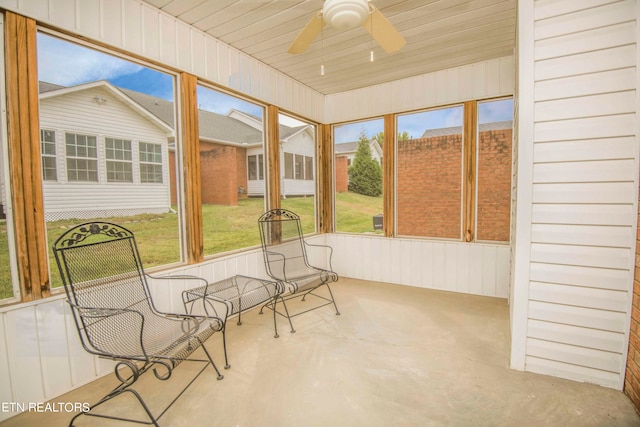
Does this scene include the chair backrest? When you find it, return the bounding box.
[53,222,152,314]
[258,209,310,280]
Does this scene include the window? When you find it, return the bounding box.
[294,154,304,180]
[139,142,163,184]
[65,132,98,182]
[38,32,181,290]
[105,137,133,183]
[248,154,263,180]
[304,156,313,180]
[284,152,294,179]
[279,113,317,233]
[397,106,463,239]
[476,98,513,242]
[197,84,265,255]
[40,129,57,181]
[334,119,384,233]
[283,152,313,181]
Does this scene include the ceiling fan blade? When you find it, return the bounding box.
[288,12,325,54]
[362,6,406,53]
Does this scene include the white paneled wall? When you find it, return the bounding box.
[0,0,324,123]
[512,0,639,390]
[328,234,510,298]
[324,56,514,124]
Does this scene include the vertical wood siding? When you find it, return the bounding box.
[0,0,324,123]
[518,0,639,389]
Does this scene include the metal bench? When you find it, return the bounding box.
[182,275,281,368]
[53,222,225,427]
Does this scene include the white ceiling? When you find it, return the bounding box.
[141,0,517,95]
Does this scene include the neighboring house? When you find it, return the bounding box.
[39,81,174,221]
[38,81,317,219]
[334,140,383,193]
[123,88,316,202]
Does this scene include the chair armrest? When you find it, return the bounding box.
[264,250,288,281]
[145,273,210,315]
[303,241,335,271]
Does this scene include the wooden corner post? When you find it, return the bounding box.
[179,73,203,264]
[5,12,50,300]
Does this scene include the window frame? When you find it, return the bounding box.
[105,137,133,183]
[40,128,57,181]
[65,132,98,182]
[139,141,163,184]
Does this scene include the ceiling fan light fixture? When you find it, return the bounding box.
[323,0,370,30]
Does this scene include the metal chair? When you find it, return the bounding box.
[258,209,340,333]
[53,222,225,427]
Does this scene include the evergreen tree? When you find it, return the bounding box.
[348,133,382,197]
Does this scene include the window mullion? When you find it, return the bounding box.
[462,100,478,243]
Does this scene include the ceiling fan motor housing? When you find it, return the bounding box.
[323,0,370,30]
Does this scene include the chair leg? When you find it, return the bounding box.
[219,325,231,370]
[278,295,296,333]
[325,283,341,315]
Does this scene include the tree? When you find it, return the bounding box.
[348,133,382,197]
[371,131,412,148]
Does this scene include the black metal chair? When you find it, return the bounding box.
[258,209,340,333]
[53,222,225,427]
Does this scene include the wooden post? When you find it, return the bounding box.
[5,12,49,301]
[463,100,478,242]
[383,114,395,237]
[318,123,333,233]
[179,73,203,263]
[266,105,281,210]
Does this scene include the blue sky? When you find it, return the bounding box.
[38,33,512,136]
[335,99,514,144]
[37,33,262,118]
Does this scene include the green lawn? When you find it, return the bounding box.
[0,192,381,299]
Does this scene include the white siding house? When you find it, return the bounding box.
[335,140,383,165]
[39,81,174,220]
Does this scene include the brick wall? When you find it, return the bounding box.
[201,141,241,205]
[236,147,248,199]
[335,155,348,193]
[397,134,463,238]
[168,141,247,206]
[624,187,640,411]
[477,129,512,241]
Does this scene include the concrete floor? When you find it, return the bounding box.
[2,278,639,426]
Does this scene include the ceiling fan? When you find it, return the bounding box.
[288,0,405,55]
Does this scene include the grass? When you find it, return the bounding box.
[0,192,382,299]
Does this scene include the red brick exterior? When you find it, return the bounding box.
[200,141,246,205]
[335,155,349,193]
[168,141,247,206]
[624,187,640,412]
[477,129,513,241]
[397,134,463,238]
[329,128,511,240]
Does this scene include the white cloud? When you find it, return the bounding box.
[37,33,142,86]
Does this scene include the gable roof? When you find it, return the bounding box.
[39,80,173,133]
[39,81,305,147]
